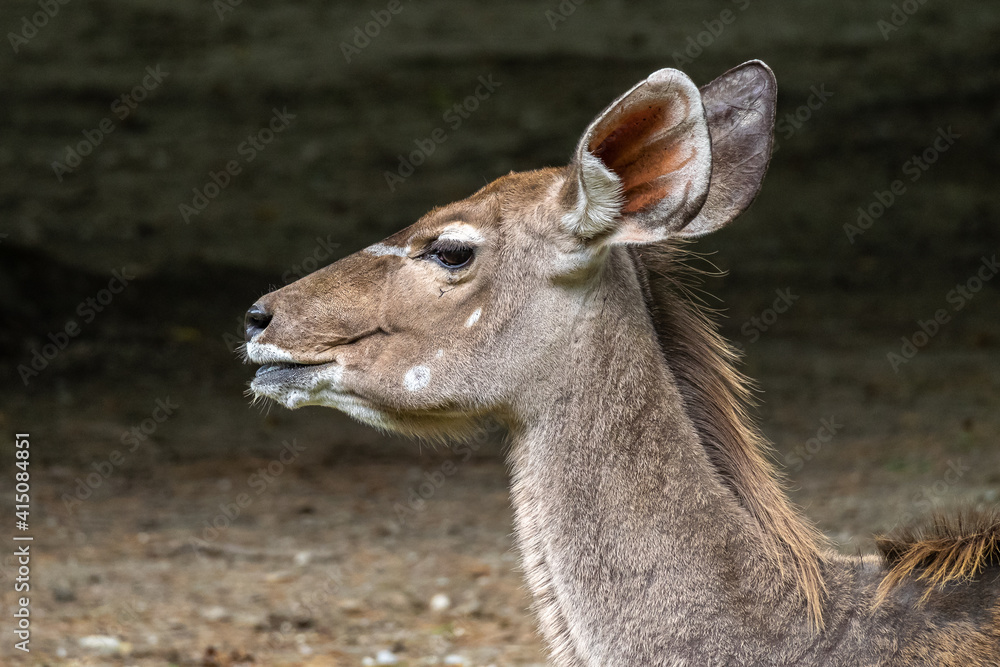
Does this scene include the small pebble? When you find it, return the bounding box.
[444,655,468,665]
[429,593,451,612]
[338,598,364,613]
[375,649,399,664]
[53,584,76,602]
[78,635,121,654]
[200,605,230,622]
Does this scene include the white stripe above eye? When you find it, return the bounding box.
[438,223,485,245]
[365,243,410,258]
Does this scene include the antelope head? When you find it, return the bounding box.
[244,61,777,437]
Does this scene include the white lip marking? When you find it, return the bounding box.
[403,366,431,392]
[365,243,410,258]
[245,341,297,364]
[438,223,485,245]
[465,308,482,328]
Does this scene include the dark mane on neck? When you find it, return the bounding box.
[630,241,829,629]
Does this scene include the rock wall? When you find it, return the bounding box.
[1,0,996,292]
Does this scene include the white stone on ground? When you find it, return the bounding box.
[78,636,122,654]
[375,649,399,664]
[429,592,451,612]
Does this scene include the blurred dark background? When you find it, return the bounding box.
[1,1,999,664]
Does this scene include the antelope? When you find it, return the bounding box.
[242,61,1000,665]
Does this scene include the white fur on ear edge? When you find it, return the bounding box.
[560,151,624,239]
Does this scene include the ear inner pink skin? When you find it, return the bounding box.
[589,98,702,217]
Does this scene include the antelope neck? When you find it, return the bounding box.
[506,264,800,661]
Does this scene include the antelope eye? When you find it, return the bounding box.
[427,239,475,269]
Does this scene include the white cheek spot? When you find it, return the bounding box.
[365,243,410,258]
[438,223,486,245]
[465,308,482,328]
[436,349,444,358]
[403,366,431,392]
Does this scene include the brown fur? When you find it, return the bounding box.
[634,241,830,628]
[876,510,1000,604]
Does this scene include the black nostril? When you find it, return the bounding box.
[245,303,273,342]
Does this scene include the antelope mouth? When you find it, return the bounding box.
[245,341,337,388]
[245,341,374,415]
[255,361,313,379]
[250,360,339,389]
[249,358,357,413]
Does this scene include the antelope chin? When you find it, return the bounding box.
[249,361,393,429]
[250,361,345,406]
[245,342,342,406]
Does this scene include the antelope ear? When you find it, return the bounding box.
[561,68,713,244]
[676,60,777,238]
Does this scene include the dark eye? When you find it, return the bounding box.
[427,239,475,269]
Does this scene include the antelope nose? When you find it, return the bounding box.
[245,303,273,341]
